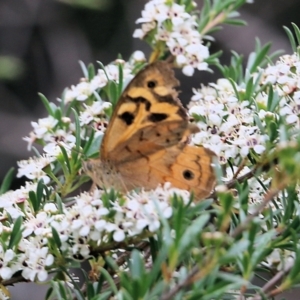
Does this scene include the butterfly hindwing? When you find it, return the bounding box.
[116,144,216,199]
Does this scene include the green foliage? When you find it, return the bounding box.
[8,216,23,250]
[0,167,14,195]
[3,0,300,300]
[284,23,300,54]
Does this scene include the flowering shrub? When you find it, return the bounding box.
[1,0,300,299]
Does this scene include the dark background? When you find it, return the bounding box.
[0,0,299,298]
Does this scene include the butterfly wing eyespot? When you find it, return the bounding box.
[147,80,156,88]
[182,169,195,181]
[168,145,216,200]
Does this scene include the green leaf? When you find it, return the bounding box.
[92,291,112,300]
[219,51,244,82]
[244,77,254,101]
[71,107,81,154]
[292,22,300,48]
[0,167,14,195]
[88,63,96,80]
[202,282,248,300]
[148,245,168,286]
[253,114,265,135]
[51,226,62,249]
[38,93,54,116]
[108,80,119,108]
[249,40,271,73]
[283,25,297,53]
[118,62,124,98]
[178,214,210,255]
[87,278,96,298]
[58,144,71,174]
[99,267,118,295]
[224,19,246,26]
[217,192,235,229]
[79,60,89,78]
[267,120,278,143]
[130,250,146,281]
[267,86,281,112]
[29,190,39,212]
[8,216,22,249]
[55,193,64,214]
[54,108,62,122]
[45,287,53,300]
[36,179,45,207]
[84,132,103,158]
[224,240,249,261]
[73,289,85,300]
[58,281,68,300]
[104,256,119,272]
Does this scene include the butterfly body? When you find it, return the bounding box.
[83,61,216,200]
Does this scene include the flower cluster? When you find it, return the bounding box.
[0,182,187,282]
[133,0,209,76]
[188,52,300,162]
[64,51,146,104]
[223,166,273,211]
[188,78,267,164]
[23,115,76,153]
[261,53,300,128]
[0,182,54,282]
[188,52,300,206]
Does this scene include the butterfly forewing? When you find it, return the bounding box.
[100,61,191,162]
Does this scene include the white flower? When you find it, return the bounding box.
[113,230,125,242]
[286,114,298,124]
[42,129,76,154]
[22,246,52,282]
[95,220,107,231]
[133,28,144,39]
[0,182,37,219]
[213,78,234,93]
[43,203,58,213]
[136,1,168,25]
[188,76,269,163]
[64,58,135,104]
[134,0,210,75]
[0,249,19,280]
[132,50,146,62]
[79,225,90,236]
[23,131,37,151]
[65,81,94,102]
[43,139,74,159]
[191,85,217,102]
[30,116,58,139]
[79,101,111,126]
[17,155,53,183]
[168,3,190,26]
[23,212,50,237]
[182,65,194,76]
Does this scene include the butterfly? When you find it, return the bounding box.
[83,61,216,200]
